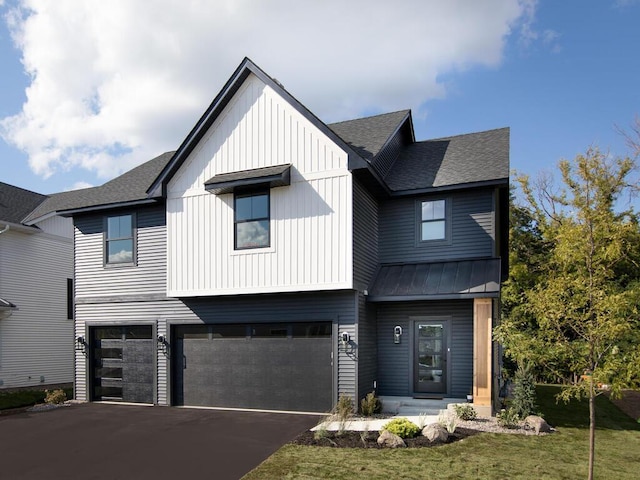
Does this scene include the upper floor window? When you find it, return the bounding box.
[420,199,446,241]
[234,191,270,249]
[106,214,135,264]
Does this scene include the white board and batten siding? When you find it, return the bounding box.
[0,224,73,389]
[167,72,353,297]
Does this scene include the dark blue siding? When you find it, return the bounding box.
[376,300,473,397]
[379,189,495,264]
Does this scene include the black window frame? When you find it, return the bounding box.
[234,190,270,250]
[417,198,451,245]
[66,278,74,320]
[104,212,137,266]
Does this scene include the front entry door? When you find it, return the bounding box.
[414,321,447,394]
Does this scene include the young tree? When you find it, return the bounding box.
[500,148,640,480]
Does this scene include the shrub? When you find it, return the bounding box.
[381,418,421,439]
[510,362,537,419]
[44,389,67,405]
[359,392,382,416]
[497,407,520,429]
[453,403,477,421]
[334,394,354,421]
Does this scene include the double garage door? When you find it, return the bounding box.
[173,322,333,412]
[90,322,333,412]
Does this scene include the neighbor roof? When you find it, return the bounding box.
[0,182,47,225]
[384,127,510,192]
[23,151,175,223]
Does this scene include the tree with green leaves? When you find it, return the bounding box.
[496,148,640,480]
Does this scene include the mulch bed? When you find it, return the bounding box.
[291,427,481,448]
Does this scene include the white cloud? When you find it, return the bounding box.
[65,180,94,191]
[1,0,534,182]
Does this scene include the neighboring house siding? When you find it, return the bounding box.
[379,189,495,264]
[37,215,74,238]
[376,300,473,398]
[74,206,166,301]
[0,228,73,388]
[166,72,353,297]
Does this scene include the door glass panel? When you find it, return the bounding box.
[415,322,446,393]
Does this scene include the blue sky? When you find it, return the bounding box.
[0,1,638,196]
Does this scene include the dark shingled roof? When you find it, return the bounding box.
[328,110,410,161]
[384,127,509,192]
[24,151,175,222]
[0,182,47,225]
[368,258,501,302]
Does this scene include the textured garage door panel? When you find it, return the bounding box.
[174,323,332,412]
[91,326,154,403]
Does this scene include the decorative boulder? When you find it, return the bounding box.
[524,415,551,434]
[422,423,449,443]
[377,430,406,448]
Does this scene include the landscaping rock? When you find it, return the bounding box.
[422,423,449,443]
[377,430,406,448]
[524,415,551,434]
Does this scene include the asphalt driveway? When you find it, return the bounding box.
[0,403,319,480]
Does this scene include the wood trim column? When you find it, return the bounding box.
[473,298,493,407]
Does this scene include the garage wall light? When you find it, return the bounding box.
[75,336,87,354]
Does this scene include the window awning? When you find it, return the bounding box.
[367,258,501,302]
[204,164,292,195]
[0,297,17,310]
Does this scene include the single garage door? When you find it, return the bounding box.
[90,325,154,403]
[173,322,333,412]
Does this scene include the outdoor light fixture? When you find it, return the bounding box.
[394,326,403,344]
[157,335,169,353]
[340,331,350,349]
[75,336,87,354]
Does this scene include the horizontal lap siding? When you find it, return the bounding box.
[74,206,166,300]
[376,300,473,397]
[0,229,73,388]
[352,179,379,401]
[379,189,494,263]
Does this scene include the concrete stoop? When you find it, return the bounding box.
[378,396,466,416]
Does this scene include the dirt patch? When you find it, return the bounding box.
[607,390,640,420]
[291,427,481,448]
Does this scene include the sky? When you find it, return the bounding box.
[0,0,639,196]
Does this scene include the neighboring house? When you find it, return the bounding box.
[29,58,509,413]
[0,182,74,389]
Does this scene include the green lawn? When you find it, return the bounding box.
[243,386,640,479]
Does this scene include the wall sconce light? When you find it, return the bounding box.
[157,335,169,353]
[340,331,350,349]
[75,336,87,353]
[394,326,403,344]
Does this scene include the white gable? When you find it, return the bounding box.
[166,73,353,296]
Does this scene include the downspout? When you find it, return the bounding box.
[0,224,12,319]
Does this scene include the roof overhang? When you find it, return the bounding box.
[367,258,501,302]
[57,198,162,217]
[205,164,291,195]
[388,178,509,197]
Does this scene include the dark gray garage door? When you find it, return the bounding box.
[91,326,154,403]
[173,322,333,412]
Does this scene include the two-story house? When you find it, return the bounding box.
[31,58,508,413]
[0,182,74,389]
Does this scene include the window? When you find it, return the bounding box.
[106,214,135,264]
[420,199,446,241]
[66,278,73,320]
[234,191,270,249]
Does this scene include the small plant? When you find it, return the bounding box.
[453,403,477,421]
[438,412,459,434]
[510,362,537,418]
[497,407,521,429]
[334,394,354,420]
[416,412,430,429]
[359,391,382,416]
[44,389,67,405]
[381,418,421,439]
[359,422,371,447]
